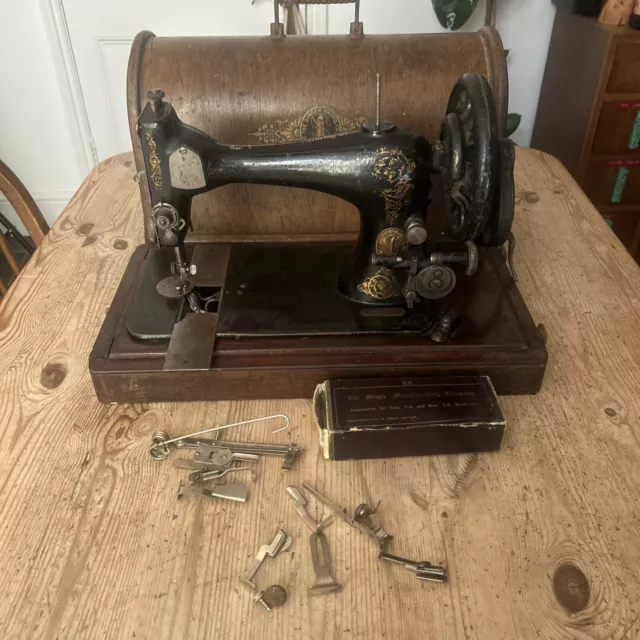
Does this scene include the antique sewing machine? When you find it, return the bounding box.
[90,25,547,404]
[140,73,508,319]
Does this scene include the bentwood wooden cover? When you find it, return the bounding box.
[127,28,508,243]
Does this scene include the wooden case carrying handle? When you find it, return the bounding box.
[271,0,363,38]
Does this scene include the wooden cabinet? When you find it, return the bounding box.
[583,160,640,206]
[607,41,640,94]
[532,13,640,259]
[591,101,640,156]
[601,209,640,249]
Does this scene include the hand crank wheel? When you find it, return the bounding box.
[478,138,516,247]
[439,73,499,240]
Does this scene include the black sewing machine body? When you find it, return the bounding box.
[138,91,438,309]
[90,73,548,403]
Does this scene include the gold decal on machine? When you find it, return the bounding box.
[249,106,366,143]
[371,148,417,225]
[376,228,408,257]
[358,268,397,300]
[145,131,164,195]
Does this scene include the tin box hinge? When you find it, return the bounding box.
[269,0,363,38]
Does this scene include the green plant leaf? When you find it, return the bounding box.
[505,113,522,138]
[431,0,479,31]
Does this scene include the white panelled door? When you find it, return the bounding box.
[57,0,487,163]
[60,0,283,162]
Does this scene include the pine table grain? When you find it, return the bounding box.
[0,150,639,640]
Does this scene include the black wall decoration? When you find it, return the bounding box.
[432,0,480,30]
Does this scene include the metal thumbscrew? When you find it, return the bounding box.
[147,88,165,102]
[253,585,288,611]
[147,89,165,115]
[155,215,171,229]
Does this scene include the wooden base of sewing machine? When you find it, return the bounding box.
[89,242,548,403]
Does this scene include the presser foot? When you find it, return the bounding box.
[155,274,194,299]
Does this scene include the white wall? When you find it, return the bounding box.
[328,0,557,147]
[0,0,85,231]
[0,0,556,230]
[497,0,557,147]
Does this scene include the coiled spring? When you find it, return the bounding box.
[149,430,171,460]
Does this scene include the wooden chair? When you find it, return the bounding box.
[0,159,49,296]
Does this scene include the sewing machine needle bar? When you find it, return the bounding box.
[375,72,381,129]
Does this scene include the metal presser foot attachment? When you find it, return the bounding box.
[177,479,248,503]
[187,465,257,485]
[308,531,342,596]
[302,483,393,551]
[193,441,301,470]
[286,486,329,534]
[153,237,196,300]
[354,502,393,551]
[147,414,291,460]
[240,528,293,612]
[285,485,340,595]
[155,273,193,299]
[378,551,448,583]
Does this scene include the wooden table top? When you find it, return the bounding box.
[1,149,639,640]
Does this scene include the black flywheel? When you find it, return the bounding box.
[438,73,500,241]
[478,138,516,247]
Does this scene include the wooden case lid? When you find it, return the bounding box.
[128,28,508,243]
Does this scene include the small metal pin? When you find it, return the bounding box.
[147,89,165,116]
[375,73,381,131]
